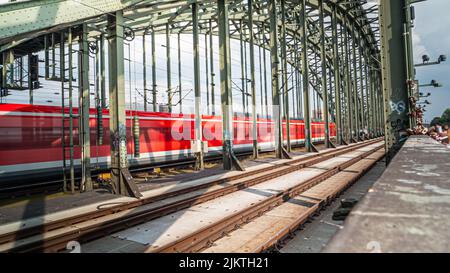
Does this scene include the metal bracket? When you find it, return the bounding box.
[329,141,337,148]
[120,168,142,198]
[231,151,245,171]
[281,146,293,159]
[310,143,319,153]
[194,152,204,171]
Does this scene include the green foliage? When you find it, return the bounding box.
[441,108,450,124]
[431,108,450,126]
[431,117,441,127]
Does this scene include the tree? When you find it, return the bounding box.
[431,108,450,127]
[440,108,450,125]
[431,117,441,127]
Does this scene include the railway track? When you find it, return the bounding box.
[144,142,384,253]
[0,141,322,200]
[202,149,386,253]
[0,138,382,253]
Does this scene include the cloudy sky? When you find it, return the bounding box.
[413,0,450,122]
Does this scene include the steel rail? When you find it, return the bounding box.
[202,150,386,253]
[0,140,326,200]
[0,138,381,252]
[151,143,384,253]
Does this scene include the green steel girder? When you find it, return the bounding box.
[0,0,148,43]
[0,0,379,61]
[379,0,411,162]
[0,1,382,134]
[0,0,380,110]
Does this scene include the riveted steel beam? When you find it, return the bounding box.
[318,0,332,148]
[0,0,147,44]
[300,0,318,153]
[107,11,141,198]
[218,0,244,171]
[379,0,410,163]
[331,4,344,145]
[79,23,92,192]
[192,2,204,170]
[248,0,259,159]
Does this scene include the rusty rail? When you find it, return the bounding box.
[151,144,384,253]
[0,139,382,252]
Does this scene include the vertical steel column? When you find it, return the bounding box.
[166,24,172,113]
[404,0,415,127]
[373,74,380,137]
[313,54,319,120]
[239,20,246,115]
[100,35,106,109]
[328,64,334,123]
[68,28,75,193]
[294,42,299,118]
[300,0,318,153]
[18,57,23,87]
[218,0,244,171]
[378,74,384,137]
[262,23,269,119]
[178,33,182,113]
[372,60,378,137]
[143,33,147,111]
[1,53,4,101]
[51,33,56,79]
[95,40,100,107]
[248,0,258,159]
[373,72,379,136]
[258,32,264,118]
[295,33,303,119]
[291,59,296,118]
[209,20,216,115]
[151,26,157,112]
[351,25,360,141]
[269,0,290,159]
[9,59,13,85]
[369,63,376,138]
[358,42,365,139]
[205,33,210,115]
[44,35,49,79]
[375,74,381,136]
[243,24,249,113]
[280,0,291,152]
[107,11,141,197]
[27,53,33,104]
[79,24,92,192]
[342,16,353,143]
[380,0,410,161]
[60,31,67,191]
[318,0,332,148]
[127,43,132,112]
[331,6,344,144]
[19,57,23,88]
[375,75,380,136]
[295,41,301,119]
[364,51,371,138]
[192,2,204,170]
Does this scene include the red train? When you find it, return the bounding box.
[0,103,335,184]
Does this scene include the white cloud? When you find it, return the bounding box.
[412,30,428,63]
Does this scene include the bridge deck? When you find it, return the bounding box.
[325,136,450,253]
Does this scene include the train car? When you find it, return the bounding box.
[0,103,336,185]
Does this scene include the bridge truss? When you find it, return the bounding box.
[0,0,394,196]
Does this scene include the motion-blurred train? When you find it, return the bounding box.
[0,103,336,184]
